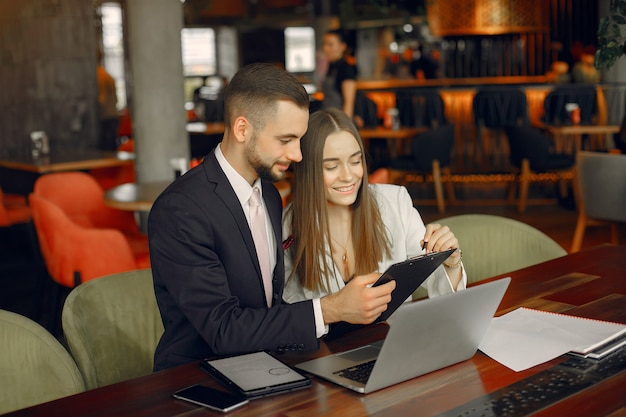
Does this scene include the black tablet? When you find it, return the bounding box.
[326,248,456,340]
[201,351,311,399]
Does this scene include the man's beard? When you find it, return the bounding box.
[245,138,284,182]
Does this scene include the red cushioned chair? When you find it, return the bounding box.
[28,193,140,287]
[32,172,150,270]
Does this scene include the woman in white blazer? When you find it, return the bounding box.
[283,108,466,304]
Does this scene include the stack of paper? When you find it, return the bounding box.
[478,308,626,372]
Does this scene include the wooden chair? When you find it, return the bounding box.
[543,85,605,151]
[365,91,396,124]
[388,124,456,212]
[396,89,447,128]
[504,125,575,213]
[571,151,626,252]
[473,87,529,168]
[543,84,597,126]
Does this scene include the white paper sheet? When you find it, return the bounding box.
[478,308,625,372]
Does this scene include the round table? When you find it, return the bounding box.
[104,181,172,212]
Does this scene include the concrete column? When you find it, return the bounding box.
[125,0,188,183]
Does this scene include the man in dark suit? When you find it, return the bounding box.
[149,63,395,371]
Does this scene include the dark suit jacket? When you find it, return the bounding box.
[149,150,318,371]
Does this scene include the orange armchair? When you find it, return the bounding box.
[29,193,140,287]
[32,171,149,267]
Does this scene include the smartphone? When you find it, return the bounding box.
[173,384,249,413]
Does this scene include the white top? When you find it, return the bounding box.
[283,183,467,303]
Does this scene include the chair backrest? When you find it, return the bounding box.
[33,171,138,232]
[504,125,551,169]
[436,214,566,283]
[409,123,455,170]
[28,193,138,287]
[576,151,626,223]
[354,91,379,127]
[396,90,447,128]
[473,87,529,128]
[62,268,164,390]
[365,91,397,121]
[543,85,597,125]
[0,309,85,414]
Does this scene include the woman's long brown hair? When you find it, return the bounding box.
[286,108,391,292]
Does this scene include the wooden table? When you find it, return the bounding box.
[104,180,172,212]
[6,244,626,417]
[104,179,292,212]
[540,124,621,154]
[0,150,134,174]
[186,122,225,136]
[358,126,428,158]
[0,150,135,195]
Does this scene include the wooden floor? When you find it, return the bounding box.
[400,179,624,254]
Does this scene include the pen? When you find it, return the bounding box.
[422,241,427,251]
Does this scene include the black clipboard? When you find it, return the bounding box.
[201,351,311,398]
[325,248,456,340]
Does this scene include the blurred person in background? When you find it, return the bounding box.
[321,29,363,128]
[96,48,119,151]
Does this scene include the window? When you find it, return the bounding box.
[284,27,315,73]
[181,28,217,76]
[100,2,126,109]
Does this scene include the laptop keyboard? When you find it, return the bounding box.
[333,359,376,384]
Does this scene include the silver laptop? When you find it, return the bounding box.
[296,277,511,393]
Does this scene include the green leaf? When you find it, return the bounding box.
[599,16,609,35]
[613,15,626,24]
[596,5,626,69]
[611,23,622,37]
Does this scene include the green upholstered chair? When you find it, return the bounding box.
[413,214,566,299]
[0,309,85,414]
[61,268,164,390]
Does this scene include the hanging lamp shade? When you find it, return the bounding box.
[426,0,546,36]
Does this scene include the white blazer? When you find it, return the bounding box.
[283,183,467,303]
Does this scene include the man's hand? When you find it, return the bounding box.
[320,273,395,325]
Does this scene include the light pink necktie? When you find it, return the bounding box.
[249,187,273,307]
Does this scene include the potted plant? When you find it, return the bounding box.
[595,0,626,152]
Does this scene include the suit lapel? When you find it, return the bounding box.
[202,153,284,305]
[204,154,263,279]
